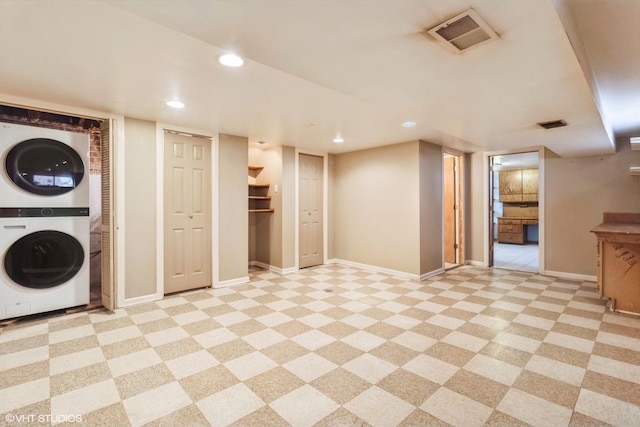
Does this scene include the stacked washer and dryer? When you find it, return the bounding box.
[0,122,90,320]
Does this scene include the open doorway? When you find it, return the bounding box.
[444,152,463,270]
[489,152,540,273]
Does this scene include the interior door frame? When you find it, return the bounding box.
[295,148,328,270]
[443,150,464,267]
[156,123,218,298]
[484,147,545,273]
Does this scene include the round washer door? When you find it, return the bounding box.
[5,138,85,196]
[4,230,85,289]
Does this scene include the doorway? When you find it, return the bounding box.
[299,153,324,269]
[489,152,540,273]
[163,131,212,293]
[444,153,463,269]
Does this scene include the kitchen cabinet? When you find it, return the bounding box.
[591,212,640,314]
[498,169,538,202]
[248,166,274,213]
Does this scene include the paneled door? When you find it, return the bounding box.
[164,131,211,293]
[299,154,323,268]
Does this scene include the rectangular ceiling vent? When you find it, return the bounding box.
[426,9,498,54]
[537,119,568,130]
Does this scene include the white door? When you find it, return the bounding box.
[299,154,323,268]
[164,132,211,293]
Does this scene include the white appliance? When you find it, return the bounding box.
[0,122,89,208]
[0,208,90,320]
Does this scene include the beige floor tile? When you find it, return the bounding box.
[513,370,580,409]
[0,377,49,413]
[574,388,640,427]
[0,345,48,372]
[314,340,364,366]
[232,405,290,427]
[377,368,439,407]
[179,365,239,402]
[255,311,294,327]
[0,360,48,390]
[581,370,640,406]
[464,353,523,386]
[124,381,192,426]
[496,388,573,427]
[442,330,489,352]
[568,411,614,427]
[402,354,458,385]
[484,410,531,427]
[224,351,278,381]
[107,348,162,377]
[291,329,336,350]
[341,330,387,352]
[345,386,415,426]
[535,342,591,368]
[524,354,586,387]
[284,353,338,382]
[272,319,313,337]
[241,328,287,350]
[480,342,532,368]
[318,320,359,339]
[52,379,120,417]
[343,353,397,384]
[445,369,510,408]
[260,339,310,364]
[228,319,268,337]
[96,325,142,346]
[50,346,105,376]
[244,366,305,403]
[114,363,175,400]
[271,384,340,427]
[399,408,451,427]
[425,341,476,367]
[311,368,373,405]
[165,349,219,380]
[50,362,111,397]
[493,331,541,353]
[421,387,493,427]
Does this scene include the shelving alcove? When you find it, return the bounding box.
[248,165,274,213]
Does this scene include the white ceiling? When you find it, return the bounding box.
[0,0,637,157]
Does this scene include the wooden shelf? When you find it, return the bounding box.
[248,166,273,213]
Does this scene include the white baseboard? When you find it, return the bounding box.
[249,261,298,275]
[420,268,445,280]
[543,270,597,282]
[118,292,162,308]
[329,258,420,281]
[465,260,488,267]
[216,276,250,288]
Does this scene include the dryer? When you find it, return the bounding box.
[0,122,89,208]
[0,207,90,320]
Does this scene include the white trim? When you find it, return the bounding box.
[294,149,329,269]
[330,258,421,281]
[484,146,545,273]
[420,268,445,281]
[216,276,250,288]
[543,270,597,283]
[249,261,298,275]
[155,123,217,298]
[116,293,161,308]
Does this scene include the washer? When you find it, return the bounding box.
[0,122,89,208]
[0,207,89,320]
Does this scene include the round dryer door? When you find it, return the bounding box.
[5,138,85,196]
[4,230,85,289]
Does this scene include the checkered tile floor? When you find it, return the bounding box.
[1,264,640,426]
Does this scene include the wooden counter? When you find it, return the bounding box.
[591,212,640,314]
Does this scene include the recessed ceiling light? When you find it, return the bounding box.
[333,137,344,143]
[401,121,416,128]
[166,100,185,109]
[219,53,244,67]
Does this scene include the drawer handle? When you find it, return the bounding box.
[4,225,27,229]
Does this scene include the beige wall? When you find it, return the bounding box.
[254,146,283,267]
[218,134,248,282]
[544,139,640,276]
[419,141,444,275]
[333,141,421,275]
[281,146,296,269]
[467,152,487,263]
[123,118,157,299]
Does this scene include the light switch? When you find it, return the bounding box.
[274,184,279,193]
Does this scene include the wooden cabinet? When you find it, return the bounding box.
[499,169,538,202]
[522,169,539,202]
[498,170,523,202]
[591,213,640,314]
[248,166,273,213]
[497,217,538,244]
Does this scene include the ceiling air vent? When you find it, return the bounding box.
[426,9,498,54]
[537,119,567,130]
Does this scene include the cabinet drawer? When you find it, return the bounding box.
[498,218,522,225]
[498,232,524,244]
[522,219,538,225]
[498,224,523,233]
